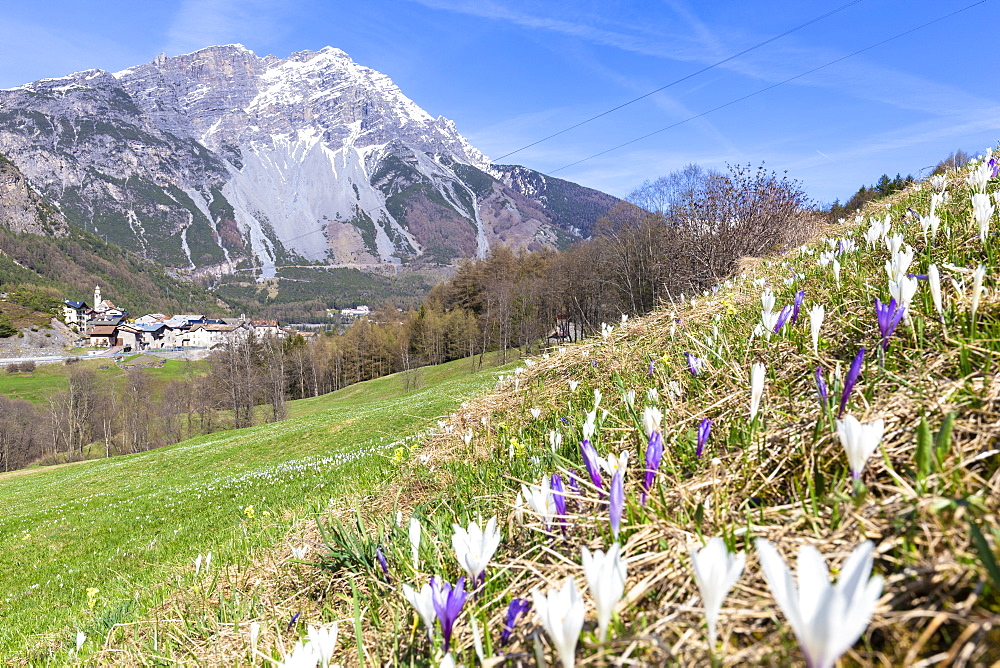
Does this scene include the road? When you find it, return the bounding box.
[0,347,211,366]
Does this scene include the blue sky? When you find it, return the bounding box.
[0,0,997,204]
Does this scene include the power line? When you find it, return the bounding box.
[549,0,987,174]
[493,0,866,162]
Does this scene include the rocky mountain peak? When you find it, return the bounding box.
[0,45,618,280]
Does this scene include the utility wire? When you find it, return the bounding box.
[549,0,987,174]
[493,0,866,162]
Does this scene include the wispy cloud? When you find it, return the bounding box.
[409,0,994,119]
[163,0,295,56]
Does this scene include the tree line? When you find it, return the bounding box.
[0,162,818,473]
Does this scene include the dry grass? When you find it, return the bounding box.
[94,166,1000,666]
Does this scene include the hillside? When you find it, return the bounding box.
[0,353,511,661]
[0,153,234,316]
[133,149,997,666]
[3,149,999,666]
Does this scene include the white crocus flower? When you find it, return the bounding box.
[927,264,943,318]
[462,429,473,446]
[279,640,319,668]
[409,517,422,570]
[452,517,502,583]
[646,387,659,403]
[75,631,86,652]
[568,380,579,392]
[761,290,776,313]
[593,389,603,409]
[308,623,339,668]
[919,214,940,241]
[862,223,881,248]
[548,429,563,452]
[835,416,885,480]
[761,309,780,333]
[750,363,766,421]
[513,490,525,525]
[582,410,597,441]
[623,389,635,407]
[809,304,825,356]
[402,582,437,640]
[530,408,542,420]
[972,193,995,241]
[582,544,628,643]
[885,233,903,256]
[929,174,947,192]
[930,191,947,216]
[888,276,918,308]
[832,259,841,286]
[690,537,746,647]
[249,622,260,656]
[642,406,663,437]
[291,545,309,560]
[522,478,557,530]
[972,265,987,319]
[599,450,630,480]
[532,578,586,668]
[194,553,203,574]
[756,539,883,668]
[967,162,992,193]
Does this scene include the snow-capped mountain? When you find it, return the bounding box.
[0,45,618,278]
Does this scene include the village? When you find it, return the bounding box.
[62,285,329,352]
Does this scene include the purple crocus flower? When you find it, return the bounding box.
[431,576,467,652]
[565,469,582,495]
[875,297,906,351]
[609,470,624,539]
[580,439,603,494]
[815,366,828,408]
[376,546,390,581]
[551,473,567,532]
[696,418,712,458]
[648,361,656,376]
[791,289,805,324]
[641,429,663,506]
[839,347,865,418]
[774,305,794,333]
[560,416,570,425]
[685,352,703,376]
[500,598,531,646]
[990,156,998,178]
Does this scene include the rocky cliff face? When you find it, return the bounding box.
[0,154,68,237]
[0,45,618,278]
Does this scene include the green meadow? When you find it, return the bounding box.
[0,353,510,661]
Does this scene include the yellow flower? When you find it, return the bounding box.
[86,587,100,608]
[244,505,255,519]
[511,437,527,456]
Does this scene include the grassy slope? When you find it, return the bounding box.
[0,358,207,404]
[287,158,1000,666]
[0,353,510,661]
